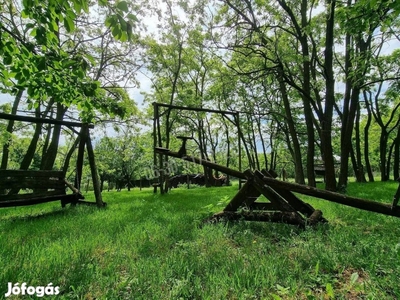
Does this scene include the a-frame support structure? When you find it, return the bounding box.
[0,112,105,208]
[155,147,326,227]
[155,147,400,227]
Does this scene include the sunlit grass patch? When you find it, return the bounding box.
[0,182,399,299]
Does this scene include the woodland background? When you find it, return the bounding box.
[1,0,400,192]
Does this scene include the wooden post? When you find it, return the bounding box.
[75,126,87,190]
[153,103,158,193]
[156,105,164,194]
[85,128,105,207]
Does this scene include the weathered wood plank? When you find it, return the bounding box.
[0,179,65,189]
[223,179,260,211]
[0,190,65,201]
[0,194,80,207]
[154,102,237,116]
[307,210,325,225]
[206,211,306,227]
[0,170,64,178]
[154,148,246,179]
[259,170,316,217]
[261,176,400,218]
[0,112,94,128]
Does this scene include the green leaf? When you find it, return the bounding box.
[74,0,82,14]
[3,55,12,65]
[325,283,334,298]
[30,28,37,37]
[27,85,35,96]
[25,23,35,30]
[5,42,15,53]
[82,0,89,13]
[62,59,76,68]
[37,57,47,71]
[22,68,30,78]
[50,20,59,32]
[64,17,75,32]
[350,272,359,285]
[117,1,129,12]
[127,13,138,22]
[21,9,29,18]
[117,14,127,31]
[105,16,116,28]
[112,26,121,38]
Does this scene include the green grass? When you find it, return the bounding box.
[1,181,400,299]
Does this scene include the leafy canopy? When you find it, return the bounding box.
[0,0,137,121]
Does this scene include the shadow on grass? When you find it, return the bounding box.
[0,204,100,229]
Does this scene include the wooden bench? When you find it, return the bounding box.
[0,170,84,208]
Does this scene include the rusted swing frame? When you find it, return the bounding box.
[0,112,105,208]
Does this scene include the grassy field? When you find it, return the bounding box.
[1,181,400,299]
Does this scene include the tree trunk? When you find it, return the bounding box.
[386,139,395,181]
[363,95,374,182]
[62,135,80,178]
[380,128,389,181]
[41,103,68,170]
[321,0,337,191]
[19,108,44,170]
[338,26,371,190]
[277,66,305,184]
[223,120,231,185]
[354,102,366,182]
[1,90,23,169]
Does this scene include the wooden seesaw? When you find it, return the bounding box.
[155,147,400,227]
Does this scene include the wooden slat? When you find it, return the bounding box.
[0,190,65,201]
[207,211,306,227]
[154,102,237,116]
[0,170,64,178]
[0,179,65,189]
[0,112,94,128]
[0,194,79,208]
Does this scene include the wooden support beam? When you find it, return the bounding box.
[206,211,306,227]
[86,130,105,207]
[0,112,93,128]
[307,210,325,225]
[251,171,305,226]
[223,178,260,211]
[154,102,237,116]
[0,194,78,208]
[155,147,246,179]
[392,179,400,210]
[259,170,316,217]
[261,176,400,218]
[248,202,281,211]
